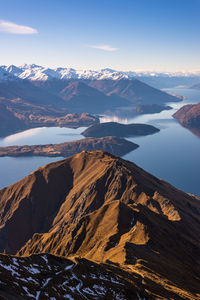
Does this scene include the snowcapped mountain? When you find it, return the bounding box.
[1,64,200,83]
[0,66,18,81]
[0,64,129,81]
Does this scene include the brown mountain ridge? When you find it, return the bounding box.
[0,151,200,299]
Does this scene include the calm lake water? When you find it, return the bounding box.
[0,127,86,189]
[0,88,200,196]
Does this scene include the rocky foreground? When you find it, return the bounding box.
[0,151,199,299]
[82,122,160,138]
[0,253,148,299]
[0,136,139,158]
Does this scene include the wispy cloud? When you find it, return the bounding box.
[88,44,118,51]
[0,20,38,35]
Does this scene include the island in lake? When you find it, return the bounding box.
[82,122,160,138]
[0,136,139,158]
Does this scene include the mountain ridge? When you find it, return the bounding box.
[0,150,199,298]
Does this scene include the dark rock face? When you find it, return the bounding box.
[0,151,200,298]
[173,103,200,135]
[0,136,139,158]
[82,122,160,138]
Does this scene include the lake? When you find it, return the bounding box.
[0,88,200,196]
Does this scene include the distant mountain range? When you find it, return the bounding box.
[1,64,200,88]
[0,64,190,136]
[0,72,181,117]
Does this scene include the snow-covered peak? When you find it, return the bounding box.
[1,64,200,82]
[0,66,18,81]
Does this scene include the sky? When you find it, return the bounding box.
[0,0,199,72]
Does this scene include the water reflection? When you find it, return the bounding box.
[3,128,44,145]
[184,127,200,138]
[0,126,86,147]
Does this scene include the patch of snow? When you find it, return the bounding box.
[111,277,122,284]
[64,294,74,300]
[99,274,109,281]
[82,287,97,296]
[12,257,19,266]
[0,262,20,276]
[27,276,39,284]
[24,265,40,274]
[130,217,135,227]
[65,264,74,271]
[93,284,106,295]
[17,277,28,282]
[35,291,40,300]
[42,255,48,264]
[42,277,51,288]
[22,286,35,298]
[90,273,97,279]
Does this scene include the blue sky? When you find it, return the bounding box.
[0,0,199,71]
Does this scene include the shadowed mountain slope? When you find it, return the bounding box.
[0,80,64,107]
[88,79,181,104]
[58,81,130,113]
[0,151,199,298]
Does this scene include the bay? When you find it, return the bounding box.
[0,88,200,196]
